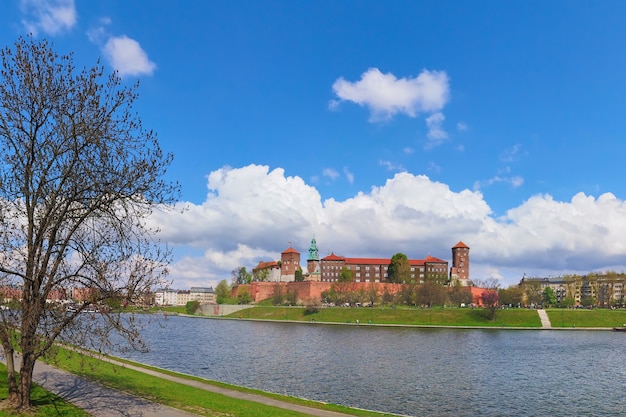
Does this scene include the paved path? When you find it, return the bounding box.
[537,309,552,328]
[3,351,369,417]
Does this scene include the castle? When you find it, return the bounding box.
[253,239,471,286]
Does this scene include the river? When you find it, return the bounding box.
[114,315,625,416]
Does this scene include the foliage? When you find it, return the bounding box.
[449,283,474,306]
[523,280,543,307]
[387,253,410,283]
[272,283,285,305]
[252,267,269,282]
[580,296,596,307]
[498,286,524,307]
[0,36,177,409]
[215,279,232,304]
[237,290,253,305]
[231,266,252,285]
[304,301,321,315]
[476,278,501,320]
[185,301,200,315]
[542,287,556,307]
[294,268,304,282]
[561,296,576,308]
[416,281,448,307]
[284,290,298,306]
[338,267,353,283]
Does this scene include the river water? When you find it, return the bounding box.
[115,315,625,416]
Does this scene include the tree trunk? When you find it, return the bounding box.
[17,352,35,410]
[3,345,19,406]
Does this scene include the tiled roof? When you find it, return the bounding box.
[424,255,447,263]
[254,261,279,269]
[281,247,300,254]
[321,252,345,261]
[320,255,447,265]
[453,241,469,249]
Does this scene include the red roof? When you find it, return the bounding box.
[322,252,345,261]
[281,247,300,254]
[254,261,279,270]
[424,255,447,263]
[453,241,469,249]
[319,255,446,266]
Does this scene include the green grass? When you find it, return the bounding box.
[546,308,626,328]
[0,363,90,417]
[40,347,398,417]
[229,306,543,327]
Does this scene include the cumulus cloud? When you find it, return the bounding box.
[330,68,449,122]
[20,0,76,36]
[149,164,626,289]
[87,18,156,78]
[103,35,156,77]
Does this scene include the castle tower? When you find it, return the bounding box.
[307,237,321,281]
[450,241,470,286]
[280,246,300,282]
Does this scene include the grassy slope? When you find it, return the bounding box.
[36,347,398,417]
[0,364,90,417]
[545,308,626,328]
[230,306,544,328]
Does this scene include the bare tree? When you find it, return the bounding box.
[0,37,178,410]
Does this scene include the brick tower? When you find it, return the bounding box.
[450,241,470,286]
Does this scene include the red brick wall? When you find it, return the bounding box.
[233,281,406,303]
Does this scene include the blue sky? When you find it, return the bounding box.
[3,0,626,289]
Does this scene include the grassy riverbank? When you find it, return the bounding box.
[1,346,399,417]
[0,365,89,417]
[227,305,544,327]
[545,308,626,328]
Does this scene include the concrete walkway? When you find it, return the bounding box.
[537,309,552,328]
[3,351,370,417]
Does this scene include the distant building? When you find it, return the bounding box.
[154,286,215,306]
[320,253,449,284]
[252,260,282,282]
[519,274,625,307]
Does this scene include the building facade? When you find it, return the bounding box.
[519,274,626,307]
[319,253,449,284]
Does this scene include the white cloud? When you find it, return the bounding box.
[425,112,448,148]
[344,167,355,185]
[457,122,468,132]
[322,168,339,180]
[473,175,524,190]
[149,164,626,290]
[20,0,76,36]
[330,68,449,122]
[378,160,404,172]
[103,35,156,78]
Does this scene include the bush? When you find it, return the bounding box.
[185,300,200,315]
